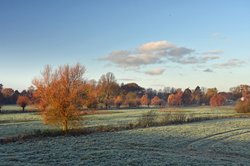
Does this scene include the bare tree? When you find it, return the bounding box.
[97,72,120,109]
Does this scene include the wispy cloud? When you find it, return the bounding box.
[100,40,220,68]
[144,68,165,76]
[214,59,246,69]
[212,32,229,41]
[202,50,224,55]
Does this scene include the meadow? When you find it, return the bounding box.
[1,105,250,165]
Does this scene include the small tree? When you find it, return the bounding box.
[16,96,30,111]
[235,97,250,113]
[182,88,193,106]
[140,94,150,107]
[151,96,162,107]
[33,64,88,132]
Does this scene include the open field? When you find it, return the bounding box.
[0,105,243,138]
[1,105,250,165]
[1,118,250,165]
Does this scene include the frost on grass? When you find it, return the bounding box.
[1,118,250,165]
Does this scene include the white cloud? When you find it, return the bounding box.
[138,40,175,52]
[144,68,165,76]
[100,40,221,68]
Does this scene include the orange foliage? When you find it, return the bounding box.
[16,96,30,111]
[210,94,226,107]
[140,94,150,107]
[33,64,88,132]
[168,91,183,106]
[114,95,123,108]
[151,96,162,106]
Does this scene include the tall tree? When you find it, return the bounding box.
[33,64,88,132]
[182,88,193,106]
[97,72,120,109]
[205,88,218,105]
[192,86,203,105]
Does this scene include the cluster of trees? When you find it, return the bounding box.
[1,63,248,131]
[0,84,33,112]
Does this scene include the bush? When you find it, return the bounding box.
[160,113,172,125]
[137,110,158,127]
[235,99,250,113]
[171,113,187,124]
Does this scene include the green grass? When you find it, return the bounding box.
[1,118,250,165]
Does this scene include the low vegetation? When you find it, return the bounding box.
[1,118,250,165]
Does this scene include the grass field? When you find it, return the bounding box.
[0,105,241,138]
[1,105,250,165]
[1,118,250,165]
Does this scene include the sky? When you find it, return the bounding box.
[0,0,250,92]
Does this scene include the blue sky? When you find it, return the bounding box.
[0,0,250,92]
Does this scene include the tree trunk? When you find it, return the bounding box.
[22,106,25,112]
[63,120,68,132]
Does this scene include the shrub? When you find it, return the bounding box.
[137,110,158,127]
[160,113,172,125]
[171,113,187,124]
[235,98,250,113]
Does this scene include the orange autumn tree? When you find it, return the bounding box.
[33,64,88,132]
[16,96,30,111]
[210,94,226,107]
[151,96,162,107]
[140,94,150,107]
[114,95,123,108]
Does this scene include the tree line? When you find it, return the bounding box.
[1,63,249,131]
[0,65,248,112]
